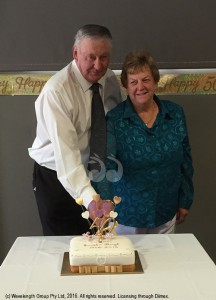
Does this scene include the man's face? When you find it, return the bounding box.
[73,37,112,83]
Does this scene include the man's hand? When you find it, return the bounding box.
[76,194,121,231]
[88,195,114,224]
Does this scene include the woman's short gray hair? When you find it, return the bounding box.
[121,51,160,88]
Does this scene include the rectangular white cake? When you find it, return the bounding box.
[69,236,135,274]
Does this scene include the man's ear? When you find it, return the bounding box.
[73,45,78,61]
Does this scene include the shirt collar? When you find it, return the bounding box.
[72,60,105,92]
[123,94,172,120]
[154,94,171,119]
[123,97,137,119]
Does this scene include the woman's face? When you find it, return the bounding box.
[126,66,157,107]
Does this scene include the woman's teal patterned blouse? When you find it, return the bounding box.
[97,95,194,228]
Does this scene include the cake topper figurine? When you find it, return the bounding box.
[75,194,121,242]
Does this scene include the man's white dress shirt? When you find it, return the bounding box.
[28,60,121,207]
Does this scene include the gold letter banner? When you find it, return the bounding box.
[1,72,216,96]
[0,74,51,95]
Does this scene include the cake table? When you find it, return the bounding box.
[0,234,216,300]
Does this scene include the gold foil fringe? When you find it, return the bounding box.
[1,73,216,96]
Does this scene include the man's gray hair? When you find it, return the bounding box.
[74,24,112,46]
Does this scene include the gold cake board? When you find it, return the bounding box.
[61,251,144,276]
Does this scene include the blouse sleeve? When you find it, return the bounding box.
[178,110,194,209]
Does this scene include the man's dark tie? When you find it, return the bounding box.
[88,83,106,172]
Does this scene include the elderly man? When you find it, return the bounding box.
[29,24,122,235]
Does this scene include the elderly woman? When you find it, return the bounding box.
[102,51,194,234]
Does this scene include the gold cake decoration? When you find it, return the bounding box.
[76,194,122,243]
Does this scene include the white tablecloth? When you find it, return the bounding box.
[0,234,216,300]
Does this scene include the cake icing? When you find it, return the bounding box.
[70,195,135,273]
[69,235,135,273]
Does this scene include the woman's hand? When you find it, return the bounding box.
[176,208,189,224]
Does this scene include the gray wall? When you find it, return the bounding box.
[0,0,216,264]
[0,96,43,261]
[162,94,216,264]
[1,0,216,70]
